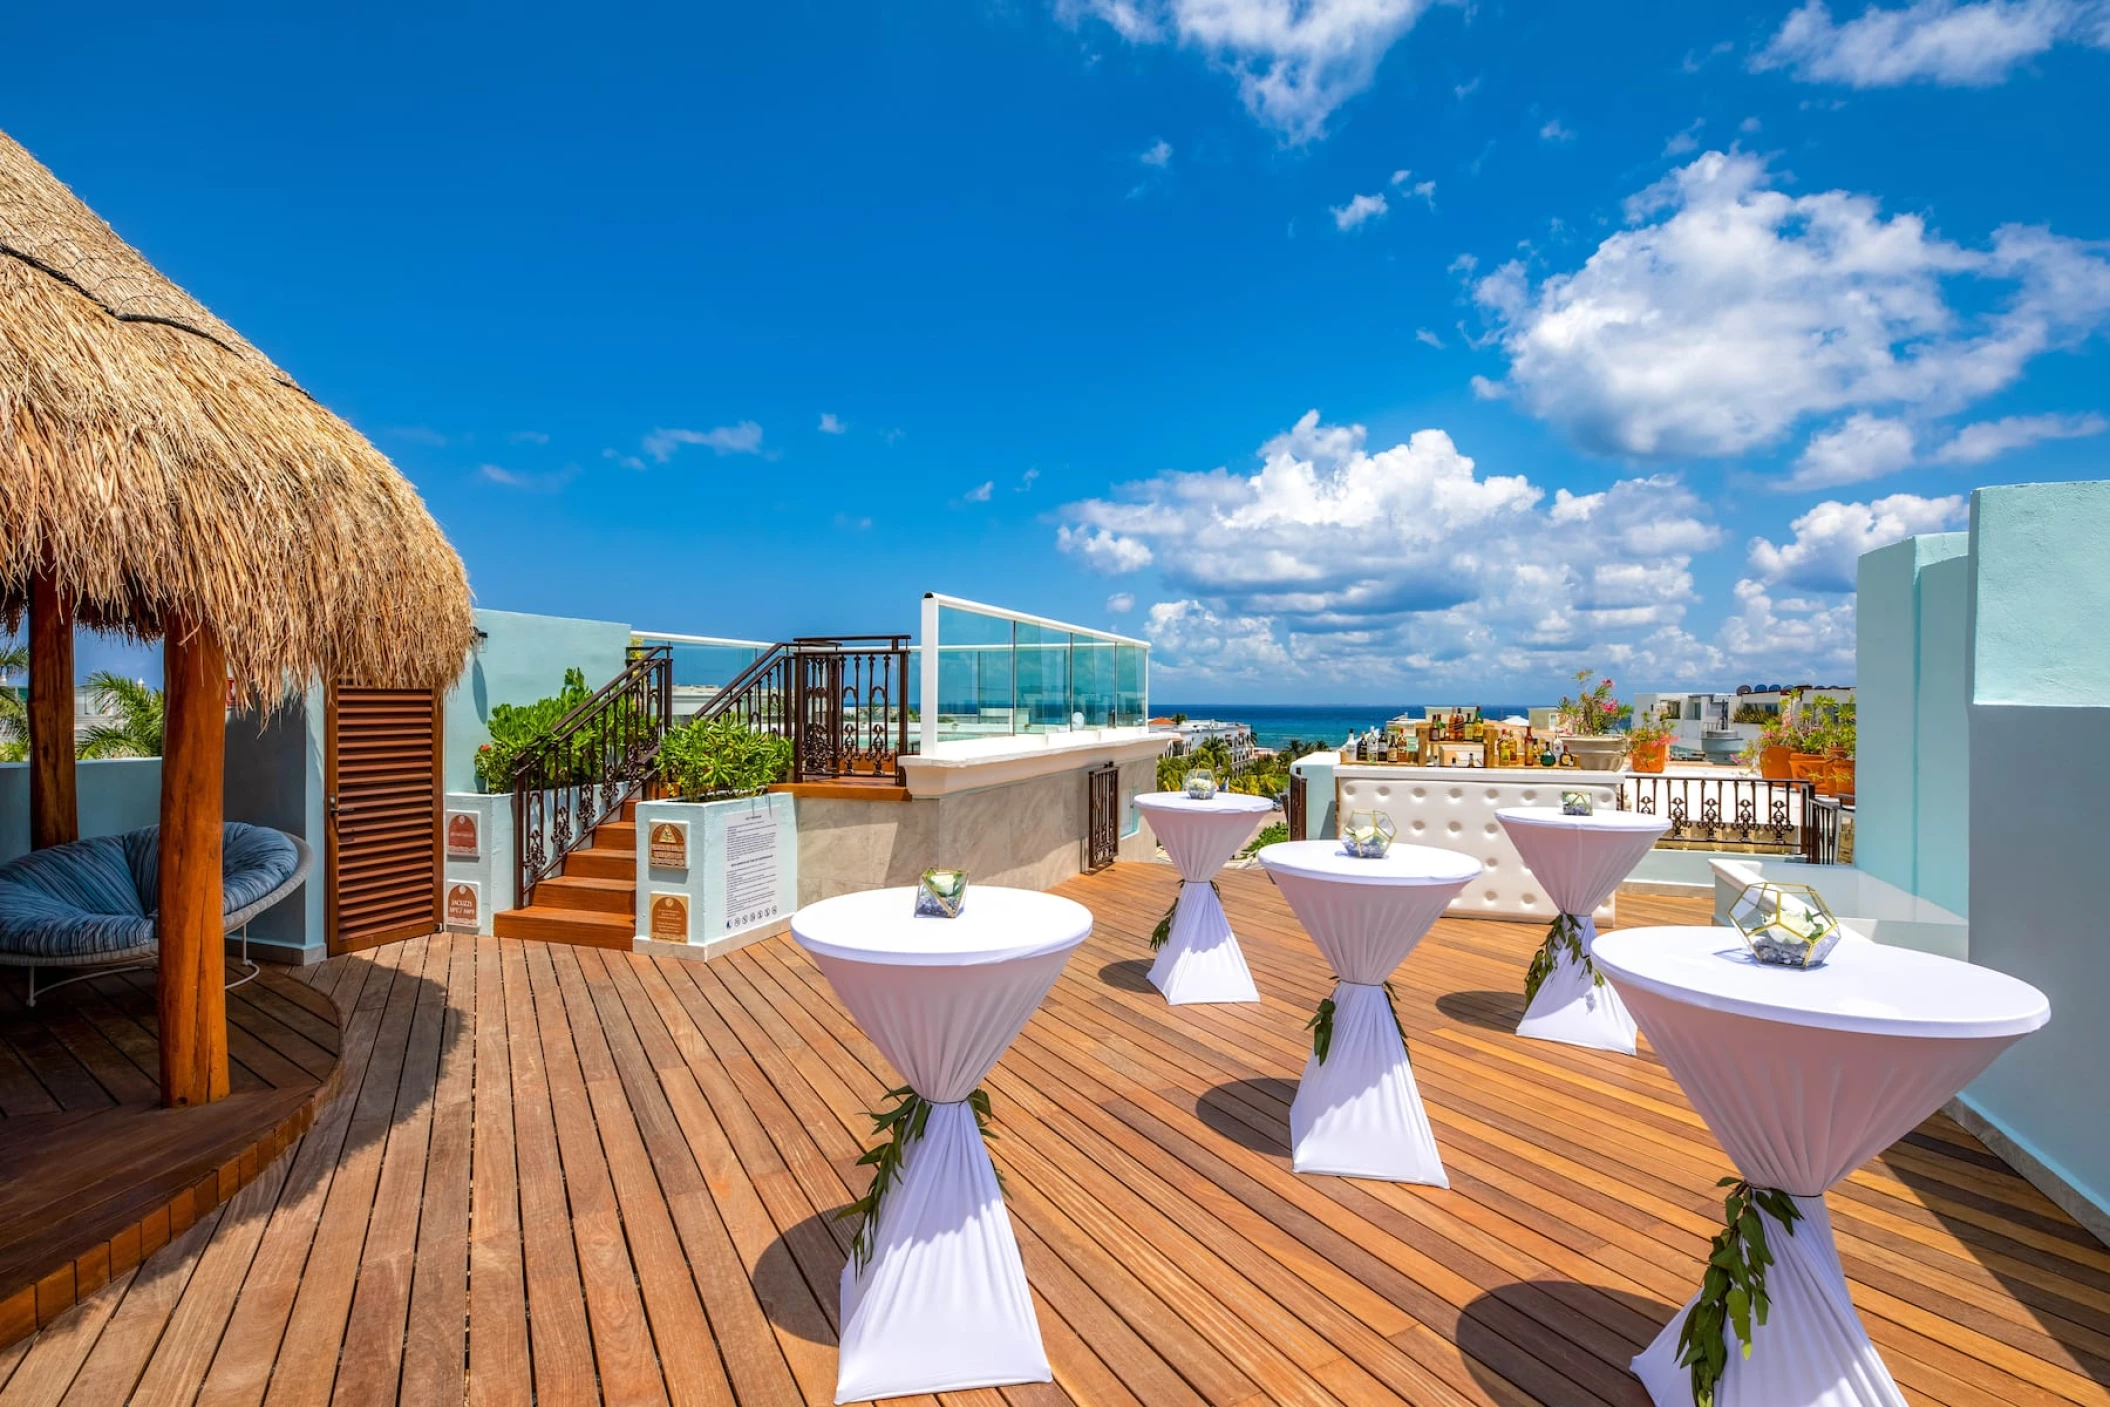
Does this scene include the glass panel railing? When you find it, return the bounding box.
[631,632,772,720]
[917,594,1150,750]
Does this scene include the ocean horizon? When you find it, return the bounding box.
[1155,702,1547,750]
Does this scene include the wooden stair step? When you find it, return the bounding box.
[534,874,636,916]
[591,820,636,849]
[562,847,635,881]
[492,906,633,950]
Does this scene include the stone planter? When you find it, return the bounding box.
[1562,736,1628,772]
[1789,751,1827,788]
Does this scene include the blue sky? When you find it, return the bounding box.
[10,0,2109,700]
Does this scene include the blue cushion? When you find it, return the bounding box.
[0,823,303,961]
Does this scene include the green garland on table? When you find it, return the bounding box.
[1305,981,1410,1064]
[837,1085,1000,1271]
[1523,912,1603,1006]
[1148,879,1222,951]
[1676,1177,1803,1407]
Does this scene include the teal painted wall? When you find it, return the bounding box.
[0,758,163,865]
[1960,481,2110,1225]
[1853,533,1970,915]
[443,608,633,794]
[223,688,326,955]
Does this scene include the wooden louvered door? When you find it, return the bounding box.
[324,685,443,955]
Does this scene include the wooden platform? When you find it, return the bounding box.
[2,865,2104,1405]
[0,966,342,1344]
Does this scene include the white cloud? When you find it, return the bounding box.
[1060,409,1748,688]
[1739,115,1765,132]
[1106,591,1137,613]
[601,447,646,471]
[643,421,764,461]
[1664,119,1706,156]
[506,430,551,445]
[1473,150,2110,467]
[1056,0,1438,142]
[1748,492,1967,592]
[819,412,847,434]
[1932,410,2109,463]
[1140,137,1174,166]
[1018,467,1042,491]
[1539,118,1575,141]
[1454,75,1482,99]
[479,463,576,493]
[1331,191,1389,230]
[1753,0,2108,87]
[965,480,995,502]
[1415,327,1445,348]
[1388,168,1437,206]
[1058,524,1155,572]
[1784,413,1918,489]
[1714,579,1860,676]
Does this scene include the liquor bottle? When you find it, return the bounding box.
[1343,731,1358,762]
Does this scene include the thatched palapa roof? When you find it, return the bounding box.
[0,129,473,706]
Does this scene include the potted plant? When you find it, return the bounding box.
[1626,717,1674,774]
[1800,697,1854,798]
[1555,670,1633,772]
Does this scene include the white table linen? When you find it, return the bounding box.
[1496,807,1670,1054]
[792,886,1092,1403]
[1257,840,1482,1183]
[1134,792,1276,1005]
[1594,927,2049,1407]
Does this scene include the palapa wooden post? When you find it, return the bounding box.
[158,616,229,1107]
[27,567,78,850]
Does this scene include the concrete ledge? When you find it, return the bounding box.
[902,729,1171,798]
[633,915,791,964]
[1618,879,1711,899]
[1945,1094,2110,1248]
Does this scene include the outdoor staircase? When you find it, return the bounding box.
[492,798,642,949]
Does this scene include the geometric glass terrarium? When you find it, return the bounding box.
[1729,879,1843,967]
[1184,767,1219,800]
[1560,789,1594,816]
[1341,809,1397,859]
[914,867,970,919]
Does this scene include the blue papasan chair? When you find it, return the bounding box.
[0,823,312,1005]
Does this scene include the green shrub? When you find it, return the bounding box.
[658,715,793,799]
[474,667,593,793]
[1243,821,1289,856]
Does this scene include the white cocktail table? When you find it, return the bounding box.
[792,885,1092,1403]
[1496,807,1671,1053]
[1256,839,1482,1183]
[1595,927,2049,1407]
[1133,791,1276,1005]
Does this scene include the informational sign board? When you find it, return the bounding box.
[445,880,481,933]
[648,819,689,871]
[445,811,480,860]
[649,891,690,941]
[722,807,783,932]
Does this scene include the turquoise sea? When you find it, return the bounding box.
[1156,703,1544,751]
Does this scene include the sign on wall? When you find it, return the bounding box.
[446,811,480,860]
[445,880,481,933]
[649,891,691,942]
[722,808,782,932]
[648,819,689,871]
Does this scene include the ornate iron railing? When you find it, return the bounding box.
[513,645,674,903]
[1619,775,1833,861]
[692,636,910,784]
[1086,763,1118,872]
[1806,794,1853,865]
[1286,770,1308,841]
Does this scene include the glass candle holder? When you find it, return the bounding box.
[1341,809,1397,858]
[1184,768,1218,800]
[915,867,969,919]
[1561,790,1594,816]
[1729,880,1843,967]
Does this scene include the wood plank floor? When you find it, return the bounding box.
[1,865,2104,1405]
[0,966,341,1337]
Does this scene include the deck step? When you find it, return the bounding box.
[562,846,635,881]
[591,820,636,850]
[492,905,633,949]
[535,874,636,915]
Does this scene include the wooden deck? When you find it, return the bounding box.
[0,966,341,1344]
[1,864,2105,1406]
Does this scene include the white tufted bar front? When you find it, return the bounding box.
[1332,767,1626,923]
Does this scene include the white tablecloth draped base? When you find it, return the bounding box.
[794,887,1091,1404]
[1134,793,1274,1006]
[1260,842,1479,1184]
[1498,808,1669,1055]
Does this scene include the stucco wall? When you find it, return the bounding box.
[0,757,164,865]
[793,755,1158,905]
[1854,533,1970,917]
[223,690,327,957]
[442,608,633,794]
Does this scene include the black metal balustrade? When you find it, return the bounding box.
[513,645,674,904]
[1086,763,1119,872]
[1619,774,1836,862]
[1806,793,1854,865]
[693,635,911,784]
[1286,771,1308,842]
